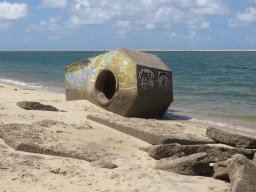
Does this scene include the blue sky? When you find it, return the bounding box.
[0,0,256,50]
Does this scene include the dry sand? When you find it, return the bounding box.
[0,83,230,192]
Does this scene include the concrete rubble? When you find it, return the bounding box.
[213,160,229,182]
[155,152,213,176]
[206,127,256,149]
[145,143,254,160]
[0,121,108,162]
[88,113,213,145]
[227,154,256,192]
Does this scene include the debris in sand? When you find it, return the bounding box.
[17,101,60,111]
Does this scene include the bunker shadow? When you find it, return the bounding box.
[161,109,192,121]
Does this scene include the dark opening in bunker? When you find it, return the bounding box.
[95,70,116,101]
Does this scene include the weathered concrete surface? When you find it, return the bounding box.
[87,113,214,145]
[213,161,229,182]
[206,127,256,149]
[155,152,213,176]
[227,154,256,192]
[145,143,254,160]
[152,143,255,177]
[17,101,59,112]
[65,48,173,118]
[0,121,108,162]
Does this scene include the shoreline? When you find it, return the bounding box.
[169,106,256,133]
[1,79,255,133]
[0,78,64,94]
[1,49,256,52]
[1,51,255,134]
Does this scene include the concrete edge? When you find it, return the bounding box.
[87,114,213,145]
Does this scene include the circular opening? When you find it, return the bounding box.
[95,70,117,101]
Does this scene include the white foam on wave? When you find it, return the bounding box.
[0,78,27,86]
[190,118,256,133]
[190,118,228,127]
[0,78,47,90]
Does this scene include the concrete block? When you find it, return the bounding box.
[65,48,173,118]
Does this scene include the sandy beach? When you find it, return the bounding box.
[1,1,256,191]
[0,82,232,192]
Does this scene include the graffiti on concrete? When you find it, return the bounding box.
[65,60,91,88]
[65,48,173,118]
[138,68,155,91]
[88,66,97,81]
[158,71,170,89]
[81,59,90,66]
[99,52,114,69]
[65,50,137,94]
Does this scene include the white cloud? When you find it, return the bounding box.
[169,32,177,38]
[187,31,198,40]
[192,0,230,15]
[26,16,63,40]
[41,0,67,8]
[200,21,210,29]
[66,0,229,37]
[116,20,132,29]
[68,0,123,27]
[145,23,155,30]
[152,7,185,23]
[0,1,27,21]
[229,7,256,27]
[26,16,62,32]
[116,20,134,36]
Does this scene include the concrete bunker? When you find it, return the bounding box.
[64,48,173,118]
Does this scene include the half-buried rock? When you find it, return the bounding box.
[213,160,229,182]
[227,154,256,192]
[146,143,254,160]
[17,101,59,111]
[155,152,213,176]
[0,122,107,162]
[206,127,256,149]
[65,48,173,118]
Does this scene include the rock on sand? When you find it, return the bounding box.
[227,154,256,192]
[206,127,256,149]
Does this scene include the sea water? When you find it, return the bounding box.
[0,51,255,130]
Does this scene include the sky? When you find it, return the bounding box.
[0,0,256,50]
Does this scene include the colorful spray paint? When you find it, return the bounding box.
[64,48,173,118]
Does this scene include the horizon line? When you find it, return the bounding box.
[1,49,256,52]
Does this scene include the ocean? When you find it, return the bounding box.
[0,51,255,130]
